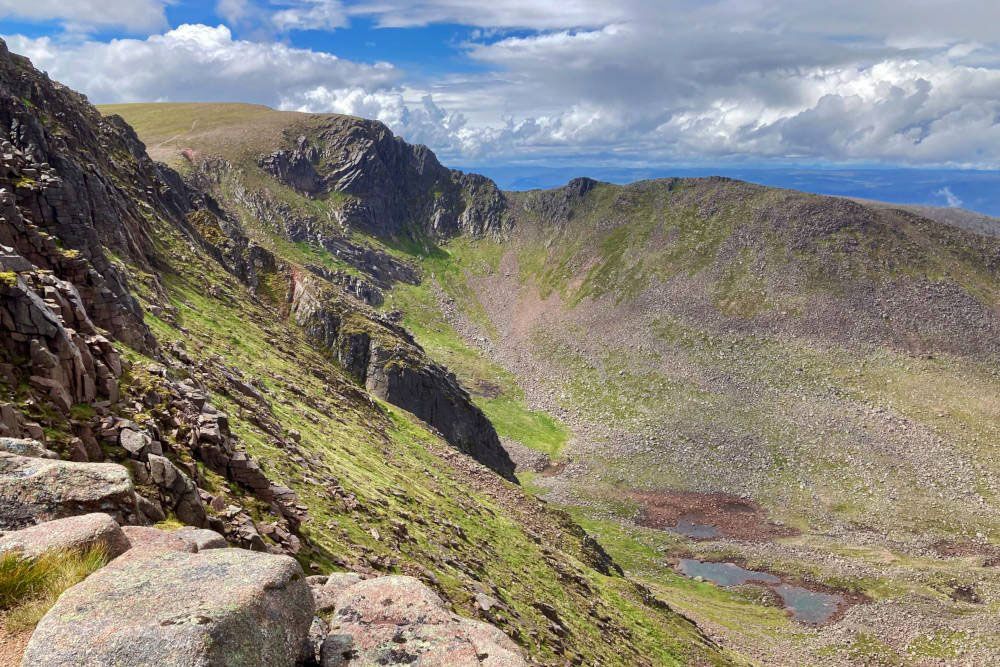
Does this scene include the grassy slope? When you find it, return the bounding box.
[103,103,729,665]
[383,238,570,458]
[499,179,999,537]
[99,103,305,167]
[510,179,999,316]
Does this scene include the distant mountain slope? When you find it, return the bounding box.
[509,176,1000,357]
[477,164,1000,218]
[852,197,1000,238]
[101,102,510,239]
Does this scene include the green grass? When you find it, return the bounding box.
[384,242,571,458]
[905,630,970,660]
[846,633,905,665]
[99,103,305,167]
[476,393,568,457]
[68,403,96,420]
[0,548,109,631]
[409,236,505,335]
[508,181,745,305]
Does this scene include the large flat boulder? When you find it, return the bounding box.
[329,575,525,666]
[312,572,363,613]
[23,548,314,667]
[0,513,130,559]
[0,452,138,530]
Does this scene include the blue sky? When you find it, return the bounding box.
[2,1,1000,213]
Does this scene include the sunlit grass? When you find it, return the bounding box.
[0,547,109,631]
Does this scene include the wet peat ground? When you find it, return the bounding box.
[631,489,798,541]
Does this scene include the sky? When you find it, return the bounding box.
[1,1,1000,213]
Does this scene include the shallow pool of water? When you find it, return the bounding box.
[773,584,843,624]
[668,517,720,539]
[677,558,844,624]
[677,559,779,586]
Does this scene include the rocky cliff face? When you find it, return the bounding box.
[288,271,516,481]
[0,39,319,555]
[0,37,515,491]
[0,40,190,352]
[187,154,516,480]
[259,116,511,240]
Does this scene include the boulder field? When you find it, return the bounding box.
[0,438,527,666]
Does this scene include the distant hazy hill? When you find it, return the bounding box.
[469,164,1000,217]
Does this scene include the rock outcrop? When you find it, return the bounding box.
[290,273,516,481]
[8,514,527,667]
[0,40,305,552]
[173,527,229,551]
[0,38,199,351]
[0,247,124,413]
[0,437,57,459]
[194,159,421,289]
[323,575,526,666]
[259,120,511,240]
[121,525,199,554]
[365,345,516,481]
[0,452,139,530]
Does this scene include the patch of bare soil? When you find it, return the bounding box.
[500,437,552,473]
[632,489,798,541]
[539,460,568,478]
[931,540,1000,566]
[468,379,502,398]
[0,622,30,667]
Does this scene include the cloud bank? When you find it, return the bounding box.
[3,1,1000,167]
[0,0,169,32]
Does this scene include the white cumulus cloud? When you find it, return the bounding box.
[936,187,964,208]
[5,25,397,106]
